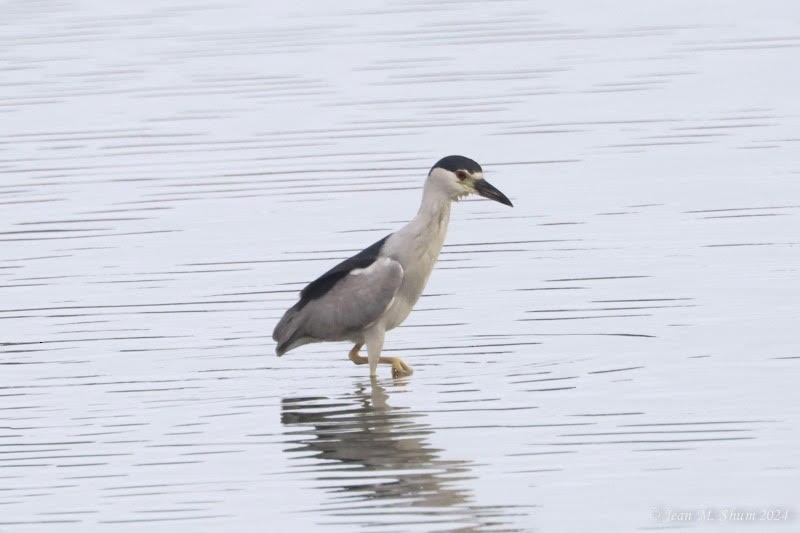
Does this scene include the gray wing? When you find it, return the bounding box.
[274,257,403,355]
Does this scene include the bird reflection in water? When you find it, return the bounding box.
[281,379,520,530]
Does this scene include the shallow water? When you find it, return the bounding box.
[1,1,799,531]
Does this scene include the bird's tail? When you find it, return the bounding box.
[272,304,307,356]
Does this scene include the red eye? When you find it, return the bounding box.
[456,170,467,181]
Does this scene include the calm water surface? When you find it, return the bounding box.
[1,1,799,531]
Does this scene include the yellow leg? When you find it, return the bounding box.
[349,343,367,365]
[348,343,413,378]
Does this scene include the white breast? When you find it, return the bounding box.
[379,203,451,331]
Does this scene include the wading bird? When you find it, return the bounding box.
[273,156,513,377]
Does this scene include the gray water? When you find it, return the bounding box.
[1,1,799,531]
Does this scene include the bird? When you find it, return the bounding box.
[272,155,513,378]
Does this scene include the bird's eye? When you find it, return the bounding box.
[455,170,468,181]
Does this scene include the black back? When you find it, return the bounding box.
[430,155,482,175]
[295,234,391,311]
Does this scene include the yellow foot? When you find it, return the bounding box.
[389,358,413,378]
[349,344,413,378]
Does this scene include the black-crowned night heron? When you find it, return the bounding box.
[272,155,513,378]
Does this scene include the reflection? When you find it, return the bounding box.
[281,378,518,529]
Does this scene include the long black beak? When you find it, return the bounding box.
[474,178,513,207]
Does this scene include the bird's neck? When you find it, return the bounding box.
[416,180,452,230]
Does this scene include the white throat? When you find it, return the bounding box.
[417,175,453,226]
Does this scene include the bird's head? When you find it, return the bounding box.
[427,155,513,207]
